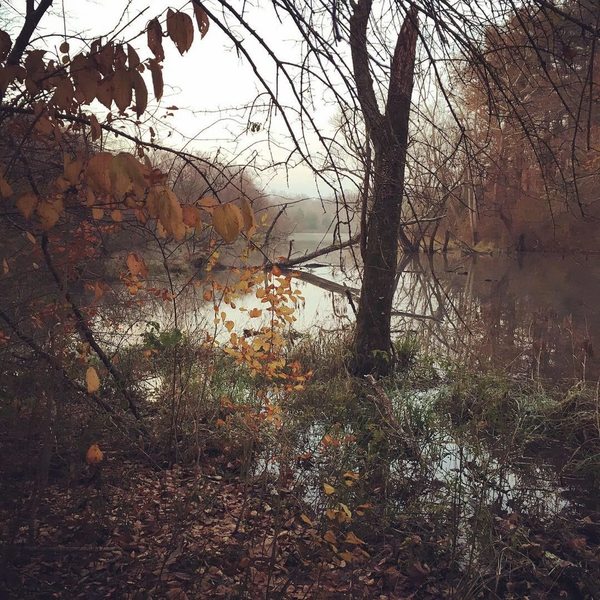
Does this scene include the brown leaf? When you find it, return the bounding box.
[167,9,194,55]
[63,154,82,185]
[89,113,102,141]
[87,152,113,194]
[193,4,210,38]
[51,77,74,110]
[147,59,163,101]
[127,44,140,69]
[182,204,201,229]
[323,530,337,545]
[96,76,113,109]
[344,531,365,545]
[148,186,186,240]
[16,193,39,219]
[0,30,12,62]
[36,198,63,230]
[94,42,114,76]
[132,71,148,118]
[113,67,132,112]
[147,18,164,61]
[0,172,12,198]
[239,198,256,236]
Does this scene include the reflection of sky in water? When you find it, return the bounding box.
[99,234,600,381]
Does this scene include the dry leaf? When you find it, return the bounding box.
[16,193,38,219]
[323,482,335,495]
[193,4,210,38]
[167,9,194,55]
[86,443,104,465]
[212,203,243,243]
[147,18,164,61]
[86,366,100,393]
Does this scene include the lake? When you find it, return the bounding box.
[102,232,600,384]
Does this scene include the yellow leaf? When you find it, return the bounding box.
[339,503,352,520]
[111,209,123,222]
[198,196,218,213]
[86,366,100,393]
[323,483,335,495]
[167,9,194,55]
[110,152,147,199]
[16,193,38,219]
[323,529,337,544]
[152,186,185,240]
[248,308,262,318]
[224,320,234,332]
[212,203,243,243]
[92,207,104,220]
[344,531,365,545]
[203,289,213,301]
[300,514,313,526]
[86,443,104,465]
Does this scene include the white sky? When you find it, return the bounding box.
[3,0,346,197]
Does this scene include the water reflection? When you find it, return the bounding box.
[280,234,599,382]
[97,232,599,383]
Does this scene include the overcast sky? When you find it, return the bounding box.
[3,0,345,197]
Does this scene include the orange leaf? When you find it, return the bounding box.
[86,366,100,393]
[86,443,104,465]
[126,252,148,277]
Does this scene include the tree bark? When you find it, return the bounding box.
[348,1,418,376]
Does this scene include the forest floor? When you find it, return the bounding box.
[2,345,600,599]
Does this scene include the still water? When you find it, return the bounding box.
[278,233,600,382]
[103,232,600,383]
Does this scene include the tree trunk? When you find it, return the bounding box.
[348,1,418,376]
